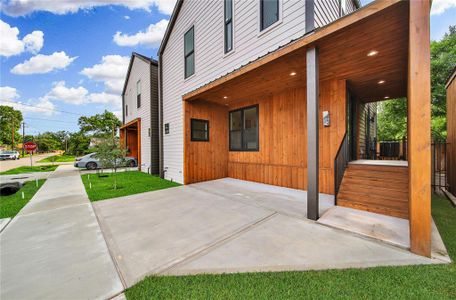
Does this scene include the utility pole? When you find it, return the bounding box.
[11,120,15,150]
[22,122,25,157]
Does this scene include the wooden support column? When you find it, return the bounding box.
[307,47,319,220]
[408,0,431,257]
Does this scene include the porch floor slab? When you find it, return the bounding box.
[317,206,451,263]
[350,159,408,167]
[94,178,449,286]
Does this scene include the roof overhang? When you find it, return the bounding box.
[183,0,413,105]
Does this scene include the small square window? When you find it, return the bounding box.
[165,123,170,134]
[191,119,209,142]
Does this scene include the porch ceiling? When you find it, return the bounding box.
[184,0,409,105]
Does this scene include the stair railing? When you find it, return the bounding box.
[334,133,350,203]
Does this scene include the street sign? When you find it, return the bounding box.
[24,142,37,153]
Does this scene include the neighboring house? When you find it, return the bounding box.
[121,52,159,174]
[446,66,456,197]
[156,0,433,257]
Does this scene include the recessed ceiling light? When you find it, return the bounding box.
[367,50,378,57]
[223,96,228,99]
[384,96,390,99]
[378,80,385,84]
[290,71,297,76]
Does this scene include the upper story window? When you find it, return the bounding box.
[184,26,195,78]
[125,104,128,116]
[136,80,141,108]
[224,0,233,53]
[260,0,279,31]
[229,105,259,151]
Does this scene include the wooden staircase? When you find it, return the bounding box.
[337,162,409,219]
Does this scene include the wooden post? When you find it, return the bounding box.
[307,47,319,220]
[408,0,431,257]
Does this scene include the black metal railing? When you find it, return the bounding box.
[432,141,449,191]
[334,133,350,202]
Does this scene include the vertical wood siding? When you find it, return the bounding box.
[184,79,347,194]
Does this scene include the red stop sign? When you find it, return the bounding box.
[24,142,37,152]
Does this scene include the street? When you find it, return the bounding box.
[0,153,56,172]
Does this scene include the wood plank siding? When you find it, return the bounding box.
[338,163,409,219]
[446,70,456,196]
[184,79,347,194]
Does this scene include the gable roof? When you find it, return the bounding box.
[158,0,184,56]
[122,52,158,96]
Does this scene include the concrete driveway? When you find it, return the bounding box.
[93,178,445,288]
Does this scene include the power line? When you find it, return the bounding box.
[25,117,78,125]
[0,99,83,116]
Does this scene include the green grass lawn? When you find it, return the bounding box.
[0,179,46,218]
[81,171,181,201]
[126,194,456,299]
[37,154,75,163]
[0,165,58,175]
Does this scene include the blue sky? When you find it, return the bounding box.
[1,0,455,135]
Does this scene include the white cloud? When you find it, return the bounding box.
[23,30,44,54]
[88,92,121,106]
[0,19,44,57]
[113,19,168,48]
[0,86,20,100]
[431,0,456,15]
[0,86,56,116]
[11,51,77,75]
[124,15,130,20]
[80,55,130,94]
[45,81,89,105]
[41,81,121,107]
[1,0,177,16]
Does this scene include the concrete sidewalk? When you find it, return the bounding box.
[0,165,123,300]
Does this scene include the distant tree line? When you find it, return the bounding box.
[0,107,121,156]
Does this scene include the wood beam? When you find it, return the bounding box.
[307,47,319,220]
[408,0,431,257]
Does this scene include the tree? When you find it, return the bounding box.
[377,98,407,141]
[67,132,91,156]
[0,105,23,149]
[78,110,121,138]
[94,138,126,190]
[35,132,61,152]
[54,131,70,152]
[377,26,456,141]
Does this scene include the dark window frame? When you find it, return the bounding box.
[224,0,233,53]
[125,104,128,116]
[184,26,195,79]
[229,104,259,151]
[191,118,209,142]
[260,0,280,31]
[136,80,141,108]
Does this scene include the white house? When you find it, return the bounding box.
[121,52,159,174]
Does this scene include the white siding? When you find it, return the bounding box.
[124,58,152,173]
[315,0,358,28]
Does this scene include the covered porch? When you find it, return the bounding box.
[120,118,141,169]
[183,1,431,256]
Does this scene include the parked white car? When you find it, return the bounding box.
[74,153,137,170]
[0,150,20,160]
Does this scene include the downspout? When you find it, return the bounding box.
[305,0,315,34]
[150,61,153,175]
[158,56,164,179]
